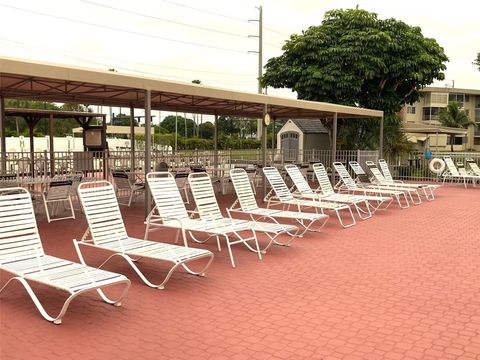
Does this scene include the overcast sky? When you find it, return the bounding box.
[0,0,479,123]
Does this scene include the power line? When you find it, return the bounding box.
[155,0,249,23]
[264,26,290,38]
[0,35,256,76]
[0,38,257,85]
[0,2,248,54]
[80,0,251,40]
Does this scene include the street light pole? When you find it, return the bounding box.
[249,5,263,140]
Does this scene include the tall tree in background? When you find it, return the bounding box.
[261,8,448,156]
[474,53,480,71]
[439,102,476,151]
[160,115,195,137]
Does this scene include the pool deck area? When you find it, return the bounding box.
[1,185,480,360]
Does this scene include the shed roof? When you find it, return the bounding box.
[0,57,383,119]
[291,119,328,134]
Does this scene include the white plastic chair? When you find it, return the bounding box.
[0,187,130,324]
[76,181,214,289]
[228,168,329,237]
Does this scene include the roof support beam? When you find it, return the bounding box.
[379,115,384,158]
[331,112,338,185]
[144,89,152,215]
[214,111,218,169]
[261,104,267,200]
[0,96,5,173]
[130,105,135,172]
[48,113,54,177]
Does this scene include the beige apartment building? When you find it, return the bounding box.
[401,86,480,151]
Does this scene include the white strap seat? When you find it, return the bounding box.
[188,172,298,266]
[333,162,410,209]
[265,166,355,228]
[0,188,130,324]
[77,181,214,289]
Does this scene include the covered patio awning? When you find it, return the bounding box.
[0,56,382,119]
[0,56,384,209]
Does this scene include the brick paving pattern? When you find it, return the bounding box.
[1,185,479,359]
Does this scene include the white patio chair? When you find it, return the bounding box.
[111,170,145,206]
[466,158,480,176]
[365,160,437,201]
[312,163,392,215]
[76,181,214,289]
[146,172,265,267]
[285,164,356,228]
[228,168,329,237]
[188,172,299,265]
[349,161,422,205]
[263,167,356,228]
[333,162,410,209]
[442,156,479,188]
[378,159,439,200]
[41,178,76,223]
[0,187,130,324]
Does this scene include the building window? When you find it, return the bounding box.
[406,106,416,114]
[449,93,467,107]
[422,107,442,121]
[474,137,480,145]
[447,136,464,145]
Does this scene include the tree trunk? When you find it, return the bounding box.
[450,133,454,152]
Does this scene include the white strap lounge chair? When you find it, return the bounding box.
[349,161,421,205]
[188,172,299,264]
[378,159,439,200]
[312,163,392,215]
[466,158,480,176]
[285,164,358,227]
[365,160,437,201]
[145,172,264,267]
[0,187,130,324]
[76,181,214,289]
[228,168,329,237]
[442,156,479,188]
[333,162,410,209]
[263,166,355,228]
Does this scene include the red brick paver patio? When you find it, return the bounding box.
[1,186,479,360]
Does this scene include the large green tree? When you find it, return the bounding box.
[439,102,476,151]
[261,8,448,155]
[160,115,195,137]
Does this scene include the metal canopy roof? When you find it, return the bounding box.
[0,57,383,119]
[4,108,104,118]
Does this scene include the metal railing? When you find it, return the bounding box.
[384,151,480,182]
[2,149,478,183]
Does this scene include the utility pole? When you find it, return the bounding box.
[249,5,263,140]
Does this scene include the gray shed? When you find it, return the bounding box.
[277,119,330,162]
